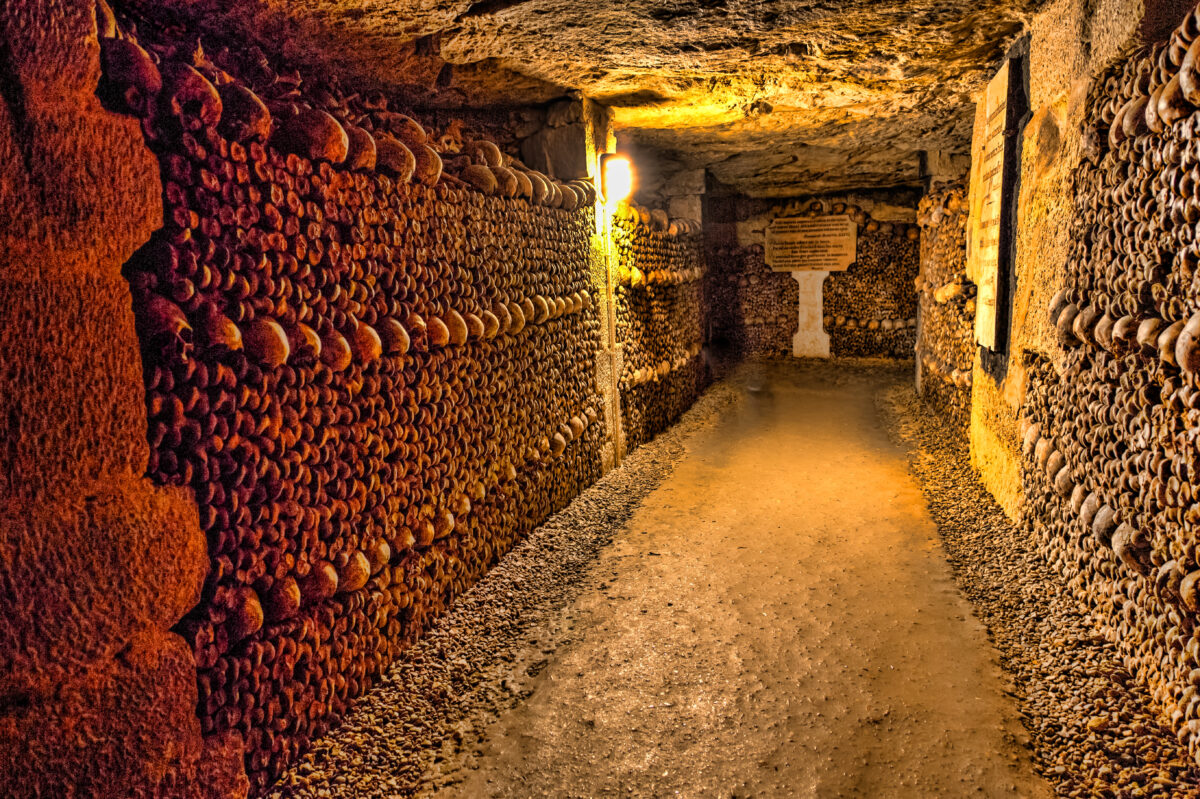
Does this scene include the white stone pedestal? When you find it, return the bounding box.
[791,271,830,358]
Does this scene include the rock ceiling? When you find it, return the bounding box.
[133,0,1049,196]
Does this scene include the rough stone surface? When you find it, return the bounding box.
[127,0,1053,195]
[450,362,1045,798]
[0,2,244,796]
[1,630,248,799]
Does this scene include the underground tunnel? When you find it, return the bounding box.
[8,0,1200,795]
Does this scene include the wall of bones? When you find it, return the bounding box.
[818,202,921,359]
[111,15,613,796]
[915,184,975,434]
[706,195,919,361]
[708,243,799,358]
[612,205,710,452]
[0,4,717,797]
[1015,2,1200,769]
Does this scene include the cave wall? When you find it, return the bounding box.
[0,1,247,797]
[915,183,975,435]
[964,0,1200,768]
[0,2,714,796]
[120,34,607,799]
[613,207,710,454]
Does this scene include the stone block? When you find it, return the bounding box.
[521,123,589,180]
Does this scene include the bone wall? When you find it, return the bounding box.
[817,202,921,359]
[915,183,975,434]
[962,0,1193,518]
[32,7,625,796]
[708,244,799,358]
[613,205,710,453]
[707,192,920,361]
[1018,2,1200,767]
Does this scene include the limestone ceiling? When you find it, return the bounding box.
[133,0,1049,196]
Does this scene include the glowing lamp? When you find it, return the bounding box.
[600,153,634,205]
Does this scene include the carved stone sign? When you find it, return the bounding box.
[766,215,857,272]
[967,60,1009,350]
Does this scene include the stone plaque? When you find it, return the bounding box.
[766,215,857,272]
[967,60,1009,349]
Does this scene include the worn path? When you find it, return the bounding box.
[440,362,1048,798]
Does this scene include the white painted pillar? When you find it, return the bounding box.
[791,271,830,358]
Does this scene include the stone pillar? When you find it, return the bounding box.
[0,2,246,796]
[791,271,831,357]
[574,99,623,471]
[520,96,591,180]
[922,149,971,185]
[666,168,705,223]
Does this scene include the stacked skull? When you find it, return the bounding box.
[1025,4,1200,768]
[915,183,975,433]
[100,10,607,793]
[815,201,920,358]
[612,204,709,452]
[708,243,799,357]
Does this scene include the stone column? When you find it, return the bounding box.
[520,96,591,180]
[666,168,705,224]
[0,2,246,796]
[791,271,831,357]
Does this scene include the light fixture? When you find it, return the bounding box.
[600,153,634,206]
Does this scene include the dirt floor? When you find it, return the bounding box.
[435,361,1047,798]
[271,360,1200,798]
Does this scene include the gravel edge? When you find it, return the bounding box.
[878,383,1200,799]
[266,380,740,798]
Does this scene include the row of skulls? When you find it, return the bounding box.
[818,205,920,359]
[915,184,975,429]
[1030,3,1200,767]
[708,245,799,358]
[97,4,612,794]
[612,211,711,452]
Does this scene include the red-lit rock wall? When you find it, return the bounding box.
[3,2,615,796]
[0,2,246,797]
[613,206,710,453]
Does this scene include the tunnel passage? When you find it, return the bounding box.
[8,0,1200,796]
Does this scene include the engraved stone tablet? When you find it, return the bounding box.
[967,60,1009,349]
[766,215,857,272]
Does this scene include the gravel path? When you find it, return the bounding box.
[441,360,1045,798]
[879,383,1200,798]
[267,375,740,798]
[268,360,1200,798]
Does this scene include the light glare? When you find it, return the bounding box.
[602,154,634,205]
